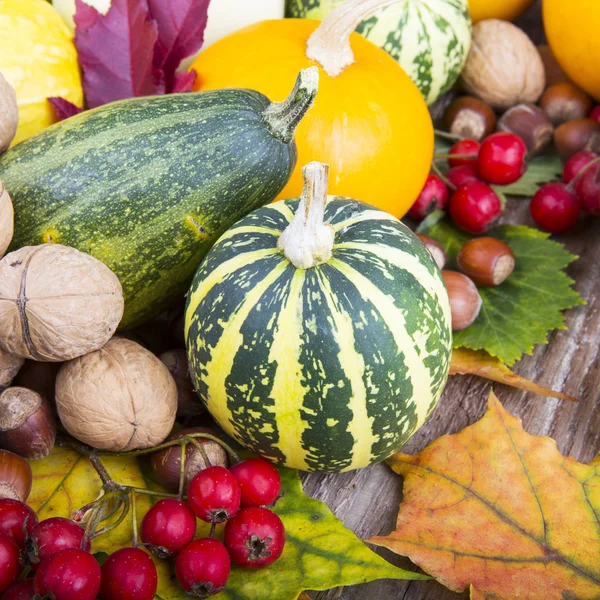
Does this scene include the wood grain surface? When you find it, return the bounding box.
[301,4,600,598]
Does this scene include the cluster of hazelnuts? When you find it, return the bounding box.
[418,234,515,332]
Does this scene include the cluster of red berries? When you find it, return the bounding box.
[530,151,599,234]
[0,457,284,600]
[409,132,528,234]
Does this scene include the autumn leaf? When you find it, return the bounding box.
[418,220,584,365]
[27,446,153,553]
[450,348,579,401]
[369,392,600,600]
[155,465,426,600]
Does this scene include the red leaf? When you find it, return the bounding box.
[74,0,165,108]
[48,98,84,120]
[147,0,210,92]
[170,70,197,93]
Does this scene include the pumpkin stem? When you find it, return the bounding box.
[278,162,335,270]
[263,67,319,143]
[306,0,401,77]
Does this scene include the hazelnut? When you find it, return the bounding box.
[539,83,593,125]
[150,427,228,494]
[0,182,13,258]
[0,73,17,152]
[537,45,571,87]
[56,338,178,452]
[442,270,482,331]
[554,119,600,161]
[0,449,32,502]
[459,20,545,111]
[497,104,554,157]
[0,349,23,390]
[457,237,515,287]
[0,387,56,460]
[0,245,124,362]
[159,349,205,420]
[417,234,446,270]
[444,96,497,141]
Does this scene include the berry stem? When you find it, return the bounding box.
[190,438,213,468]
[58,435,118,490]
[209,523,217,539]
[90,492,130,540]
[178,442,187,501]
[566,155,600,192]
[433,153,478,161]
[434,129,462,141]
[430,161,456,191]
[131,489,138,548]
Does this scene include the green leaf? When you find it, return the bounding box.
[155,467,426,600]
[500,153,562,196]
[419,219,584,365]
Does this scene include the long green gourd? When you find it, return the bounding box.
[0,68,318,329]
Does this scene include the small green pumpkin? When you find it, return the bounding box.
[185,162,452,472]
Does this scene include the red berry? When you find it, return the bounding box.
[26,517,90,567]
[34,548,100,600]
[224,507,285,569]
[446,164,480,189]
[175,538,230,598]
[187,466,241,523]
[590,105,600,122]
[140,499,196,559]
[2,579,34,600]
[449,182,502,234]
[530,183,580,234]
[0,534,20,594]
[477,132,528,185]
[563,150,597,184]
[407,174,448,221]
[448,139,480,168]
[230,458,281,508]
[575,165,600,215]
[99,547,158,600]
[0,499,38,549]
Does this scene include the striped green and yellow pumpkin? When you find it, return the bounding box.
[185,162,452,472]
[286,0,472,105]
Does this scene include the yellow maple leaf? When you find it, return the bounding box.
[450,348,578,402]
[369,392,600,600]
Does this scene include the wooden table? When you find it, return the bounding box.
[302,5,600,598]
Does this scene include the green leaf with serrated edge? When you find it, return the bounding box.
[155,467,426,600]
[28,446,154,553]
[418,219,584,365]
[500,153,562,196]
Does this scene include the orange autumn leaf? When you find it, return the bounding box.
[369,392,600,600]
[450,348,578,402]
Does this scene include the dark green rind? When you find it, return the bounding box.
[0,90,297,328]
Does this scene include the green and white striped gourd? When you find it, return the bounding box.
[286,0,472,105]
[185,162,452,472]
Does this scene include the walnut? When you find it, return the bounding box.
[0,182,13,258]
[0,349,23,390]
[0,245,124,361]
[56,338,177,451]
[459,20,545,111]
[0,72,17,152]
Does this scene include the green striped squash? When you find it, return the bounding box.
[185,177,452,472]
[286,0,472,105]
[0,69,318,329]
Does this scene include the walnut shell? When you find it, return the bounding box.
[0,349,24,390]
[0,182,13,258]
[0,245,124,362]
[0,73,18,152]
[56,338,177,451]
[460,20,545,111]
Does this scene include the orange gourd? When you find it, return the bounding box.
[190,0,433,218]
[543,0,600,101]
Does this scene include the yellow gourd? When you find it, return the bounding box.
[0,0,83,145]
[191,0,433,218]
[543,0,600,101]
[468,0,536,23]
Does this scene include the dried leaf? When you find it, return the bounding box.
[450,348,579,402]
[48,98,84,120]
[370,392,600,600]
[147,0,210,92]
[74,0,165,108]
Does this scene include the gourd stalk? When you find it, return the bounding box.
[263,67,319,143]
[306,0,401,77]
[278,161,335,269]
